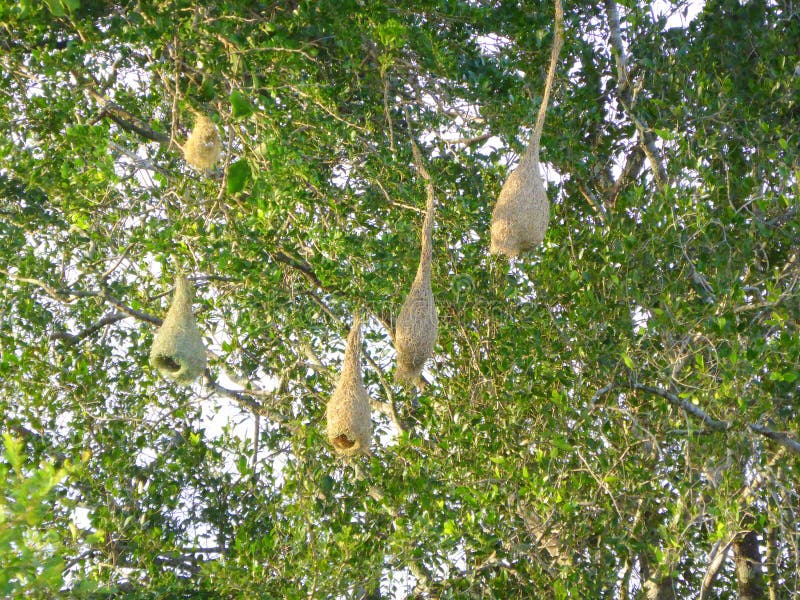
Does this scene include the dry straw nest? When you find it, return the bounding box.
[326,314,372,456]
[489,157,549,257]
[395,189,438,385]
[489,0,563,258]
[149,275,207,384]
[182,114,221,171]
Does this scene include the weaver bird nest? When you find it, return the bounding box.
[326,314,372,456]
[149,275,206,384]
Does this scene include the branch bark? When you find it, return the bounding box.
[592,382,800,455]
[734,531,767,600]
[85,87,175,148]
[603,0,668,188]
[699,539,734,600]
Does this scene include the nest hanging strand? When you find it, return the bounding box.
[490,0,564,257]
[326,314,372,456]
[182,114,222,171]
[395,146,439,385]
[149,275,207,384]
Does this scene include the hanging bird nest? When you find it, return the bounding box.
[489,0,563,257]
[149,275,207,384]
[182,114,221,171]
[326,314,372,456]
[395,163,438,385]
[489,158,549,257]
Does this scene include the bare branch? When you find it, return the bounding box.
[699,539,734,600]
[50,312,128,345]
[203,370,295,427]
[86,88,174,148]
[747,425,800,455]
[603,0,668,187]
[609,146,646,205]
[631,383,729,430]
[593,382,800,455]
[443,132,494,147]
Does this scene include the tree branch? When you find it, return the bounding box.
[4,270,292,422]
[593,382,800,455]
[272,249,395,334]
[85,87,174,148]
[203,371,295,428]
[699,539,734,600]
[631,383,729,430]
[609,145,646,205]
[603,0,668,188]
[746,424,800,455]
[50,312,128,345]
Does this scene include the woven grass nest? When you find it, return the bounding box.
[489,156,549,257]
[395,189,438,385]
[326,314,372,456]
[149,275,206,384]
[182,114,221,171]
[489,0,563,258]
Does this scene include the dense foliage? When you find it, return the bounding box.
[1,0,798,597]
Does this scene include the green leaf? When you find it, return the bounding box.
[230,90,253,119]
[622,352,634,369]
[2,434,24,474]
[443,519,457,536]
[227,159,251,194]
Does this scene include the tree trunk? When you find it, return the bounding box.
[734,530,766,600]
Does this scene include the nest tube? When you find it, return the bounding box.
[489,0,563,257]
[182,114,222,171]
[149,275,207,384]
[326,314,372,456]
[395,179,438,385]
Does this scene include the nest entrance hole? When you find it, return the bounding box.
[332,434,356,450]
[153,355,181,373]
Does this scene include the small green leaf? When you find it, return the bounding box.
[2,434,24,473]
[622,352,634,369]
[229,90,253,119]
[443,519,457,536]
[227,159,251,194]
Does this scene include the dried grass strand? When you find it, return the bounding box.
[490,0,563,256]
[149,275,206,384]
[326,314,372,456]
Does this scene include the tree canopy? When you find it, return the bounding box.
[1,0,799,598]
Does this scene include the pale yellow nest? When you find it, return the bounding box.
[395,188,438,385]
[326,315,372,456]
[149,275,206,384]
[183,115,221,171]
[489,157,549,257]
